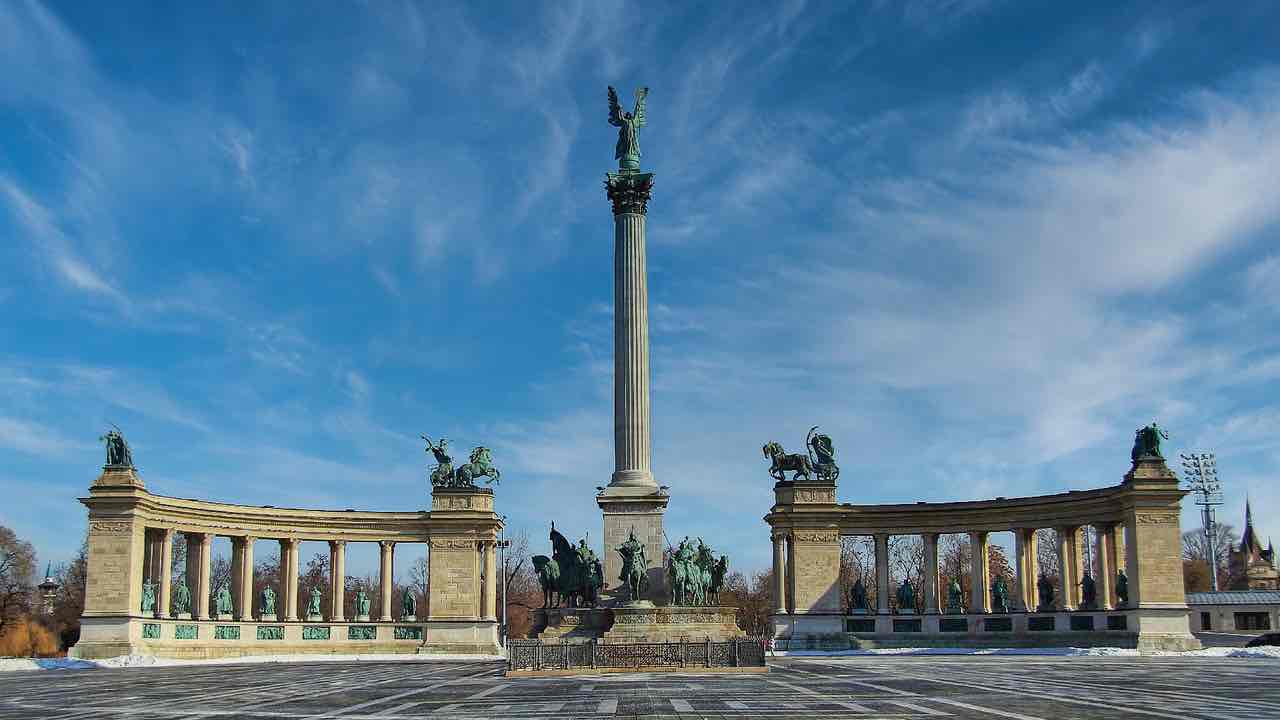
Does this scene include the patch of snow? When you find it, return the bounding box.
[775,647,1142,657]
[0,653,503,672]
[1157,646,1280,659]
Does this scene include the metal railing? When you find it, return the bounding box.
[507,638,765,672]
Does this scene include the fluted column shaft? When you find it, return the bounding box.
[922,533,939,614]
[237,537,255,620]
[1012,529,1028,612]
[282,539,300,621]
[969,531,991,613]
[329,540,346,621]
[771,534,787,614]
[1096,524,1116,610]
[611,210,654,486]
[379,541,395,622]
[196,534,212,620]
[157,529,173,618]
[1056,527,1076,611]
[874,534,890,613]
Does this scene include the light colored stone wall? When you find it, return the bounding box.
[599,495,668,601]
[427,538,480,619]
[790,530,841,614]
[83,518,143,617]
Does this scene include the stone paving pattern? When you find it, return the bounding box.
[3,656,1278,719]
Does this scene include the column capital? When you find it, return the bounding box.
[379,540,396,550]
[329,539,347,549]
[605,171,654,215]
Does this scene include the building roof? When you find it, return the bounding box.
[1186,590,1280,606]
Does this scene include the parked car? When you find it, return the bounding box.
[1245,633,1280,647]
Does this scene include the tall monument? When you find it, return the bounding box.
[597,86,668,600]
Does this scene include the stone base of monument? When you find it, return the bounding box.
[306,613,323,621]
[259,613,277,622]
[602,606,745,643]
[771,608,1201,652]
[401,615,417,622]
[532,607,613,641]
[533,605,746,644]
[68,617,501,659]
[355,614,370,622]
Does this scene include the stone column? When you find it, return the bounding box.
[969,531,990,613]
[1072,527,1086,603]
[231,538,244,619]
[157,529,174,618]
[1012,529,1028,612]
[772,533,787,614]
[196,533,212,620]
[598,169,667,600]
[1056,527,1076,611]
[483,541,498,620]
[329,540,346,621]
[238,537,255,620]
[922,533,939,614]
[874,533,890,614]
[1095,524,1115,611]
[282,539,300,621]
[379,541,395,622]
[1025,529,1040,610]
[785,535,796,613]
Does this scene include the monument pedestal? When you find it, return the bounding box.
[597,488,668,603]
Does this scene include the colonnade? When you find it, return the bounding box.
[139,530,500,622]
[770,523,1127,616]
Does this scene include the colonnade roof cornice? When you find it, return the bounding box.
[765,479,1181,536]
[80,484,502,542]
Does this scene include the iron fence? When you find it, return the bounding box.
[507,638,765,672]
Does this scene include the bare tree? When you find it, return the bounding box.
[1035,529,1060,582]
[889,535,925,612]
[0,525,37,636]
[408,555,428,614]
[51,537,88,649]
[1182,524,1238,589]
[839,536,875,609]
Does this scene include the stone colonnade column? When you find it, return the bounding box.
[379,541,395,622]
[1072,527,1086,602]
[969,531,991,613]
[1011,528,1027,612]
[485,541,499,620]
[1056,527,1076,611]
[196,533,212,620]
[1024,529,1040,610]
[158,528,173,618]
[771,533,787,614]
[283,539,300,621]
[230,538,243,617]
[236,537,255,620]
[1096,523,1116,610]
[874,533,890,613]
[329,540,346,621]
[922,533,939,614]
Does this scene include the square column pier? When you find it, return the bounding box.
[598,488,668,602]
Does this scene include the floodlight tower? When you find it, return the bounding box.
[1180,452,1224,591]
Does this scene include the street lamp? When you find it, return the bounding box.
[1181,452,1224,592]
[498,516,511,646]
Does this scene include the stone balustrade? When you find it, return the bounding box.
[72,466,502,659]
[765,455,1199,653]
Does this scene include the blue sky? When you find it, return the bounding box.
[2,1,1278,577]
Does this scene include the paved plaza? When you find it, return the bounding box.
[2,656,1278,719]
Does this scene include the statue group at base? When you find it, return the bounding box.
[534,524,603,609]
[422,435,501,489]
[667,537,728,607]
[762,427,839,483]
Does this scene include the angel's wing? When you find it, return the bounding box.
[632,86,648,127]
[608,86,623,126]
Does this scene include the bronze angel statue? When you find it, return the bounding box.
[608,86,648,172]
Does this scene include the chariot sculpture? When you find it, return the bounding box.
[422,434,501,488]
[763,426,839,483]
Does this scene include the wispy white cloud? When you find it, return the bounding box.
[0,416,89,457]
